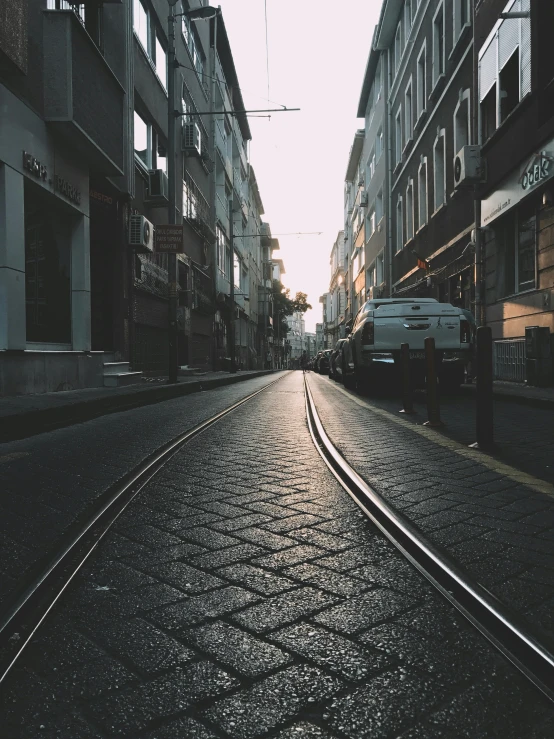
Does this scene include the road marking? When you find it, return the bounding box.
[308,378,554,498]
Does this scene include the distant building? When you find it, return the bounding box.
[286,311,305,360]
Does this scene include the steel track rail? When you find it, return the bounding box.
[0,373,288,686]
[304,376,554,703]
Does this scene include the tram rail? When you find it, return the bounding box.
[304,375,554,704]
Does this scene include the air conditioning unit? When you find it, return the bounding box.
[454,146,485,188]
[128,215,155,253]
[360,192,369,207]
[182,122,201,155]
[147,170,169,202]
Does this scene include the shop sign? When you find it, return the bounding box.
[155,224,184,254]
[22,151,47,181]
[90,189,114,206]
[482,143,554,226]
[54,174,81,205]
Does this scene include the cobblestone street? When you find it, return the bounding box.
[1,372,554,737]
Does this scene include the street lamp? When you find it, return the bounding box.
[167,2,220,383]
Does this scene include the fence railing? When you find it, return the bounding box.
[494,339,526,383]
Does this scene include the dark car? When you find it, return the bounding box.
[329,339,348,382]
[318,349,332,375]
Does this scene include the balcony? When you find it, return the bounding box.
[215,119,227,157]
[260,222,272,247]
[216,269,230,298]
[215,190,229,232]
[43,11,124,175]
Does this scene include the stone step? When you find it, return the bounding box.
[103,352,117,363]
[103,372,143,388]
[103,362,130,375]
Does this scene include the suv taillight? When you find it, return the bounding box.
[460,319,471,344]
[361,320,374,344]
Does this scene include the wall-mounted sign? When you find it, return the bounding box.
[54,174,81,205]
[22,151,47,181]
[155,224,184,254]
[482,141,554,226]
[90,189,114,206]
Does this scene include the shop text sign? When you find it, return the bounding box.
[22,150,82,205]
[155,224,184,253]
[482,144,554,226]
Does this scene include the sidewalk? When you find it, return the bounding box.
[0,370,275,442]
[462,379,554,410]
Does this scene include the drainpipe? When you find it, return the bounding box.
[472,0,484,326]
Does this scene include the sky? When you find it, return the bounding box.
[215,0,382,332]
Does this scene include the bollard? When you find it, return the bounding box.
[423,336,443,427]
[399,343,415,414]
[470,326,494,450]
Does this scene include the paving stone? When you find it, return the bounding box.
[283,563,369,597]
[180,526,243,549]
[231,526,299,550]
[81,560,158,591]
[148,586,261,632]
[211,512,273,532]
[263,513,327,533]
[185,621,292,677]
[313,588,417,634]
[138,560,225,594]
[85,617,196,675]
[216,562,297,595]
[232,586,339,633]
[122,541,206,566]
[326,667,445,738]
[141,716,218,738]
[192,543,266,569]
[253,544,328,570]
[286,527,353,551]
[87,661,239,735]
[271,622,392,681]
[205,664,343,738]
[121,524,183,548]
[275,722,338,738]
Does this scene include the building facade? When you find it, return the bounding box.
[326,231,346,346]
[0,0,275,395]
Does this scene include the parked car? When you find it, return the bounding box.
[329,339,348,382]
[318,349,332,375]
[343,298,471,392]
[313,352,323,372]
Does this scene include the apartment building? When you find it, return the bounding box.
[0,1,274,394]
[475,0,553,383]
[343,130,366,328]
[326,231,346,346]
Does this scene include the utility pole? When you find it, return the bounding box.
[167,2,178,383]
[229,199,236,373]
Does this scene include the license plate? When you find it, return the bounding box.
[409,351,426,360]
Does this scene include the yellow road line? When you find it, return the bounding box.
[307,376,554,497]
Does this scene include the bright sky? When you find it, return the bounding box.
[216,0,381,332]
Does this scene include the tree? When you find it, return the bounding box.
[291,291,312,314]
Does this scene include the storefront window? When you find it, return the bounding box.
[25,184,71,343]
[494,201,536,298]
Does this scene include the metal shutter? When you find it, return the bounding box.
[498,14,519,70]
[479,36,497,102]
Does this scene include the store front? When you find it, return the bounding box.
[482,142,554,340]
[0,85,99,396]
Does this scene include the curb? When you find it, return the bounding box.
[0,371,276,443]
[460,383,554,411]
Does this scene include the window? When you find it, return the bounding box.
[405,79,413,143]
[367,262,375,288]
[500,49,520,123]
[155,33,167,90]
[418,158,428,228]
[182,16,205,79]
[494,202,536,297]
[134,110,151,168]
[376,252,384,285]
[376,190,383,223]
[395,108,403,166]
[416,42,427,120]
[367,149,376,182]
[183,173,210,224]
[406,180,414,241]
[367,208,376,239]
[405,0,412,34]
[454,0,470,40]
[234,252,241,289]
[25,184,71,344]
[433,2,445,87]
[453,90,471,156]
[133,0,149,53]
[216,225,229,277]
[478,8,531,141]
[376,128,384,161]
[394,23,402,74]
[396,196,404,252]
[156,140,167,172]
[433,129,446,211]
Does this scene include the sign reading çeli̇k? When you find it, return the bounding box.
[154,224,184,254]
